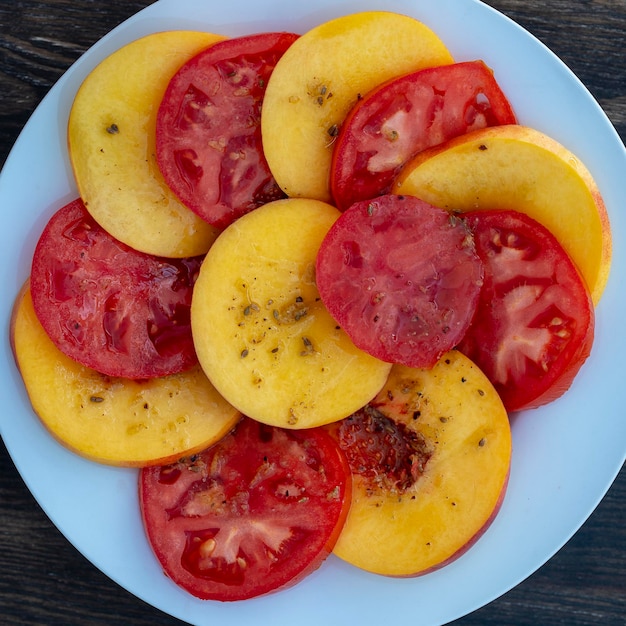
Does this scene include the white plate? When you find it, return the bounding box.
[1,1,624,624]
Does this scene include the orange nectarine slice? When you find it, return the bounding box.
[330,350,511,577]
[395,124,611,304]
[68,31,225,258]
[191,197,392,429]
[11,284,241,467]
[261,11,454,202]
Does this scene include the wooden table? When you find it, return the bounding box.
[1,1,624,624]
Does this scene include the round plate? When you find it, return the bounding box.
[1,1,625,625]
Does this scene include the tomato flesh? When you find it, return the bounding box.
[458,209,595,412]
[139,417,351,601]
[156,32,299,229]
[315,194,484,368]
[329,405,432,494]
[330,60,517,211]
[30,198,201,379]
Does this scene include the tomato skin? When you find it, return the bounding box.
[156,32,299,229]
[458,209,595,412]
[315,194,484,369]
[330,60,516,211]
[30,198,201,379]
[139,417,351,602]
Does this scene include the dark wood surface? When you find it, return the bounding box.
[1,1,624,624]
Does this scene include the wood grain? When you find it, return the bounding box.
[1,1,624,625]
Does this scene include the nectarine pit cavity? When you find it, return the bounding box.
[337,405,432,494]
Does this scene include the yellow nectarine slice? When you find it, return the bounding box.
[11,284,241,467]
[191,197,392,429]
[261,11,454,202]
[68,31,225,258]
[395,124,612,304]
[331,351,511,577]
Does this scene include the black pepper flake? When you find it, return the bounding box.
[90,396,104,403]
[106,123,119,134]
[244,303,260,316]
[477,389,485,396]
[300,336,315,356]
[328,124,339,137]
[241,349,249,358]
[478,438,486,447]
[478,144,488,151]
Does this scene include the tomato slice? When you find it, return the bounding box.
[330,60,517,211]
[156,32,299,229]
[315,194,484,368]
[30,198,201,379]
[139,417,351,601]
[457,209,595,412]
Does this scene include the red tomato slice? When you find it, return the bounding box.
[457,209,595,412]
[139,417,351,601]
[315,194,484,368]
[30,198,201,379]
[330,60,517,211]
[156,32,299,229]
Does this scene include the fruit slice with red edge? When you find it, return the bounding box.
[315,194,484,369]
[139,417,352,601]
[10,284,241,467]
[394,124,612,304]
[261,10,454,202]
[30,198,201,380]
[68,31,224,258]
[331,60,517,211]
[156,32,299,230]
[327,350,511,577]
[457,209,595,413]
[191,197,392,429]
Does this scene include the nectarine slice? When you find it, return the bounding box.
[190,197,393,429]
[68,31,224,258]
[261,11,454,202]
[11,284,241,467]
[395,124,611,304]
[330,351,511,577]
